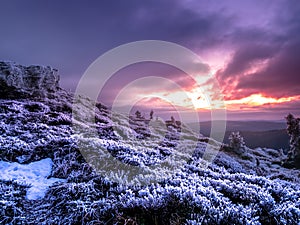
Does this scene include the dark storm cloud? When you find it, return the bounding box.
[237,39,300,98]
[0,0,233,91]
[217,0,300,100]
[127,1,234,50]
[219,43,279,79]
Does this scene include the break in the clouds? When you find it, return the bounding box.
[98,61,209,107]
[0,0,299,120]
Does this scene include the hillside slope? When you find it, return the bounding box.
[0,62,299,224]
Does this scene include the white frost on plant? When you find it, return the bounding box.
[0,158,65,200]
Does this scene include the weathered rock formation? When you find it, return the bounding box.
[0,61,60,98]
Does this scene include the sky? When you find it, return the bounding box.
[0,0,300,121]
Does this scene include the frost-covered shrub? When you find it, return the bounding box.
[24,102,47,113]
[284,113,300,168]
[1,82,300,225]
[47,112,72,125]
[0,180,29,224]
[229,131,246,154]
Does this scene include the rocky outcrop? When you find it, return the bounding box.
[0,61,60,98]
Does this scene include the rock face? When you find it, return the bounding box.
[0,61,60,98]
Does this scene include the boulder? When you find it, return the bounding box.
[0,61,60,98]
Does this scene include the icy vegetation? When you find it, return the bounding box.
[284,113,300,168]
[0,62,299,224]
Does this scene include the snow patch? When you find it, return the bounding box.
[0,158,65,200]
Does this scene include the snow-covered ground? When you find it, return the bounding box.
[0,158,65,200]
[0,92,299,224]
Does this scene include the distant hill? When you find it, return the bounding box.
[225,129,289,150]
[188,120,289,150]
